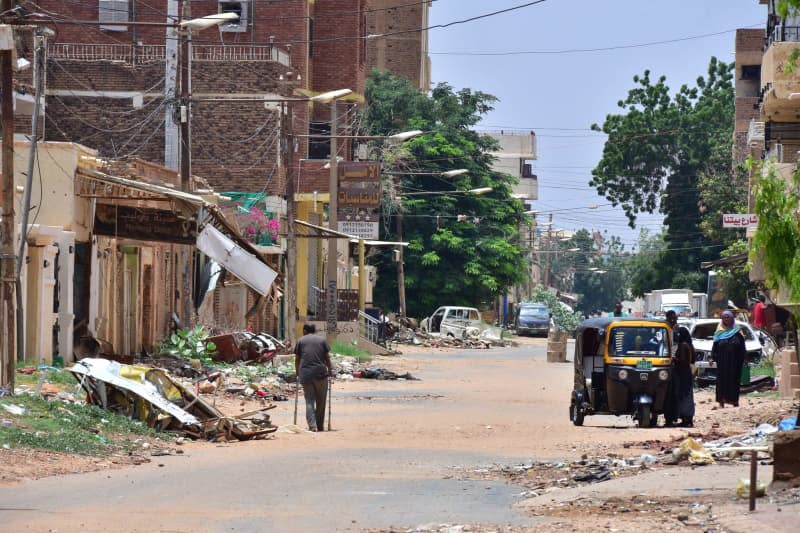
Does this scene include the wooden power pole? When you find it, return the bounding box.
[1,2,17,389]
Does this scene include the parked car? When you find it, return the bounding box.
[419,306,482,339]
[689,319,766,383]
[514,303,550,337]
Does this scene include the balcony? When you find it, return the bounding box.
[760,38,800,121]
[47,43,292,67]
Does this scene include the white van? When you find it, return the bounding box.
[420,306,482,339]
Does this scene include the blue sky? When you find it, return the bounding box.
[427,0,765,249]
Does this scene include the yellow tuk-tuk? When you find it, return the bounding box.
[569,317,673,428]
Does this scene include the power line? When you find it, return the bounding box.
[430,24,763,56]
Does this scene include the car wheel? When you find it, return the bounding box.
[570,401,584,426]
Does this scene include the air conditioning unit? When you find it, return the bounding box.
[747,120,765,144]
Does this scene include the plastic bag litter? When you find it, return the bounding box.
[689,448,715,465]
[736,478,767,498]
[677,437,704,458]
[778,417,797,431]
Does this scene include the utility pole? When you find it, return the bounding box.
[395,193,406,317]
[1,2,17,389]
[543,213,553,288]
[179,0,191,192]
[282,102,297,347]
[325,102,338,341]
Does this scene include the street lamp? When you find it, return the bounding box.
[400,187,493,197]
[393,183,489,317]
[178,11,239,191]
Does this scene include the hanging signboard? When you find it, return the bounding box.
[94,204,197,244]
[722,213,758,228]
[337,161,381,240]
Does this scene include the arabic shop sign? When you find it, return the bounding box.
[337,161,381,240]
[94,204,197,244]
[722,213,758,229]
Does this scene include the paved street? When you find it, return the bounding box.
[0,339,794,532]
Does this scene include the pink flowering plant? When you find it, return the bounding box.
[237,205,280,245]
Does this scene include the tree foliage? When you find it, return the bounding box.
[590,58,739,290]
[363,71,527,318]
[751,162,800,300]
[560,230,627,315]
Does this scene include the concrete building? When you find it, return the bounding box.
[484,130,538,320]
[734,0,800,399]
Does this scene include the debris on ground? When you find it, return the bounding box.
[70,358,277,441]
[352,368,419,380]
[208,331,287,364]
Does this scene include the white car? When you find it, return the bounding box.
[688,319,769,382]
[420,306,482,339]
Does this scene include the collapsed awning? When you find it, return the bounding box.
[76,166,277,294]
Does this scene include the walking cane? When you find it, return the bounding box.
[293,378,299,426]
[327,376,333,431]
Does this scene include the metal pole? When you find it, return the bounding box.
[358,239,365,313]
[1,1,17,388]
[283,103,297,347]
[15,29,46,365]
[396,190,406,317]
[326,102,338,341]
[749,450,757,511]
[543,213,553,287]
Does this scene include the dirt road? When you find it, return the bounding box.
[0,337,795,532]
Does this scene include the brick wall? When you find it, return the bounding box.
[365,0,427,89]
[311,0,366,95]
[28,0,372,197]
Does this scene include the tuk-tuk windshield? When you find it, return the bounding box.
[608,326,669,357]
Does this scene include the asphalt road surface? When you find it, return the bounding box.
[0,337,735,532]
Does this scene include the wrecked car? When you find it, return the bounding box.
[420,306,482,339]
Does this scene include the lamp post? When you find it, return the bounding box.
[177,10,239,191]
[393,181,486,317]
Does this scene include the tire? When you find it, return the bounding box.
[637,404,652,428]
[570,401,584,426]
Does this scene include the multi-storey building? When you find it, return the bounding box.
[5,1,430,351]
[735,0,800,399]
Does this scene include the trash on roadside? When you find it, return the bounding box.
[70,358,277,441]
[1,403,25,416]
[778,417,797,431]
[352,368,419,380]
[735,478,767,498]
[688,448,715,465]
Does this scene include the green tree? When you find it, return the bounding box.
[363,71,527,318]
[590,58,738,290]
[565,230,627,315]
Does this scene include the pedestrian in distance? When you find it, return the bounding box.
[752,294,766,330]
[610,302,625,317]
[294,323,334,432]
[711,309,746,409]
[665,326,696,427]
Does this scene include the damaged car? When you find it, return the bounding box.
[420,306,482,339]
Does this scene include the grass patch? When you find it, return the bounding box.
[0,395,161,455]
[751,359,776,378]
[331,340,371,362]
[15,366,78,387]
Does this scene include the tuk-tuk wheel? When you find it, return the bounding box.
[637,404,653,428]
[570,401,584,426]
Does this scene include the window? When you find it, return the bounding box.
[219,1,248,33]
[741,65,761,81]
[308,121,331,159]
[99,0,129,32]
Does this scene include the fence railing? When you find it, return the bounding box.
[358,311,382,345]
[48,43,291,66]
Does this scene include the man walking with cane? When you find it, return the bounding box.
[294,323,334,432]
